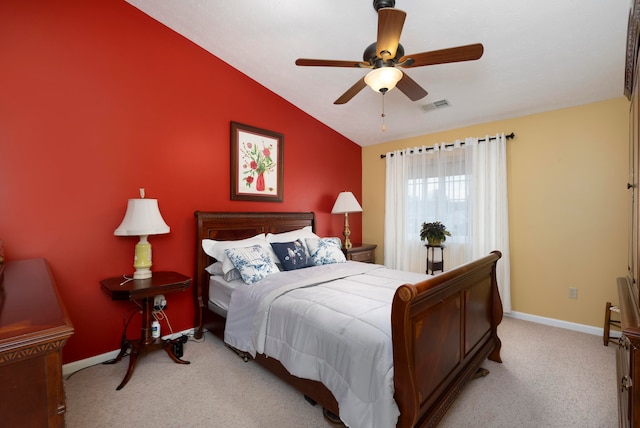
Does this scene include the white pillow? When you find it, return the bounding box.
[225,245,279,284]
[202,234,277,274]
[205,261,242,281]
[202,233,265,260]
[305,237,346,265]
[205,261,224,276]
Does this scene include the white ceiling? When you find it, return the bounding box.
[125,0,631,147]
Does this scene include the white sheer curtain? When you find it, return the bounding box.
[384,133,511,312]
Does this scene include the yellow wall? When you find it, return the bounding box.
[362,97,629,328]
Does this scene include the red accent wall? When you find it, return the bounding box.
[0,0,362,363]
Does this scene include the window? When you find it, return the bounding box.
[407,173,469,242]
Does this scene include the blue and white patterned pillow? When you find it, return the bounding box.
[270,239,312,271]
[305,237,346,265]
[225,245,279,284]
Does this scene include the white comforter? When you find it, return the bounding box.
[224,261,431,428]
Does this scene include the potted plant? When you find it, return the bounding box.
[420,221,451,246]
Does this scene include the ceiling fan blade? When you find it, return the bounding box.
[377,8,406,61]
[295,58,368,68]
[334,77,367,105]
[396,73,428,101]
[400,43,484,68]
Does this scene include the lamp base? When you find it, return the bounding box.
[344,237,353,250]
[133,236,153,280]
[133,269,152,280]
[343,213,352,250]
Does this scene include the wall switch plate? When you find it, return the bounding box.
[153,294,166,311]
[568,287,578,299]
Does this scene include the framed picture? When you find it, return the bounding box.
[230,121,284,202]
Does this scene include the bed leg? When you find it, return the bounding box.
[224,343,251,362]
[472,367,490,379]
[488,336,502,363]
[194,326,204,340]
[323,408,345,427]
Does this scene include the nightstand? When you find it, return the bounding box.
[100,271,191,390]
[343,244,377,263]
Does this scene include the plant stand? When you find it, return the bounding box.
[425,244,445,275]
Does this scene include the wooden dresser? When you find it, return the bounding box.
[619,1,640,426]
[0,258,74,427]
[617,277,640,427]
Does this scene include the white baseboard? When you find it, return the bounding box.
[506,311,621,338]
[64,314,618,377]
[63,328,195,377]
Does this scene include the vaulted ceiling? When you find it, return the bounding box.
[126,0,630,146]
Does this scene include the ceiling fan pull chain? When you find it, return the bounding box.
[381,93,387,132]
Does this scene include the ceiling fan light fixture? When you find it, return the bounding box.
[364,67,403,94]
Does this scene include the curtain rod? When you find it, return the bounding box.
[379,132,515,159]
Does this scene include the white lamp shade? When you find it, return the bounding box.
[364,67,403,93]
[114,198,170,236]
[331,191,363,214]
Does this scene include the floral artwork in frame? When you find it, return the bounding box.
[230,121,284,202]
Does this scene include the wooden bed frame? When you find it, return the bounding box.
[193,211,503,428]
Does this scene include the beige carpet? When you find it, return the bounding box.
[64,316,618,427]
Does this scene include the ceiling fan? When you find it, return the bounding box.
[295,0,484,105]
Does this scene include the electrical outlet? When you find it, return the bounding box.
[568,287,578,299]
[153,294,166,311]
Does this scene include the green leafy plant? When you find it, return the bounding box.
[420,221,451,244]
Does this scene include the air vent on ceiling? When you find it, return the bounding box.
[420,99,451,112]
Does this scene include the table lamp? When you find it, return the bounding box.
[114,189,170,279]
[331,191,363,250]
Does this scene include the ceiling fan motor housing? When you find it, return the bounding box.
[373,0,395,11]
[364,42,404,65]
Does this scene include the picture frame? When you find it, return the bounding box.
[230,121,284,202]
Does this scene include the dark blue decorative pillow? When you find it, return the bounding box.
[270,239,312,271]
